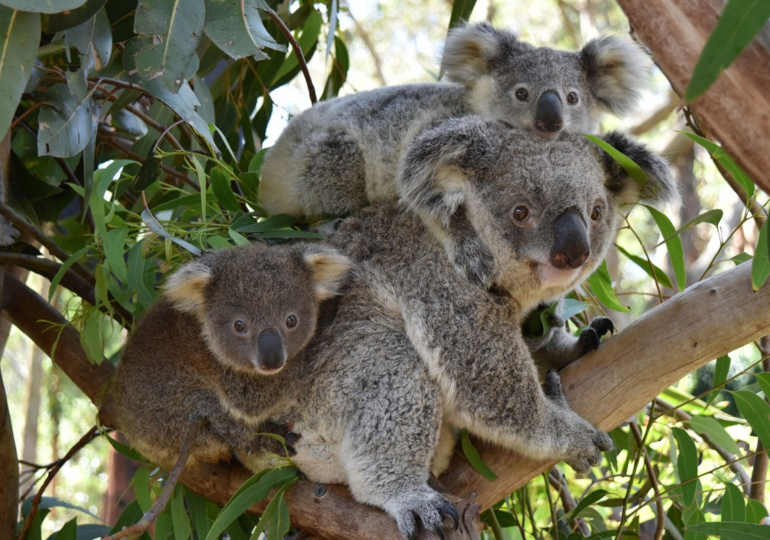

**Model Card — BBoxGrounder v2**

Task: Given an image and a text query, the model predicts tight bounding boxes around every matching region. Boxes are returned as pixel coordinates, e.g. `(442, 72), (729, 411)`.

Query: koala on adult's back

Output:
(259, 22), (651, 219)
(113, 242), (352, 469)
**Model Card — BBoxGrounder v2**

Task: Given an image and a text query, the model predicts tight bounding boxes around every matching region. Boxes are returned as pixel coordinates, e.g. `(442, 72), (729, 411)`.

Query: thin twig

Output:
(18, 426), (99, 540)
(542, 471), (560, 540)
(103, 419), (203, 540)
(266, 8), (317, 104)
(482, 508), (505, 540)
(11, 102), (45, 129)
(548, 468), (590, 536)
(629, 421), (664, 540)
(0, 202), (94, 284)
(99, 137), (198, 190)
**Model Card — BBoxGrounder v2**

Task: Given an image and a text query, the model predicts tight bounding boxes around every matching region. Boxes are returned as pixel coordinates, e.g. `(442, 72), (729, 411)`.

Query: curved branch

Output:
(266, 8), (318, 105)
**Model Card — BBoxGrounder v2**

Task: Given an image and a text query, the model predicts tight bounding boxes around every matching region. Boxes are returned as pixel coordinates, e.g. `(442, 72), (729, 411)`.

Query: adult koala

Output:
(264, 118), (678, 539)
(258, 23), (651, 228)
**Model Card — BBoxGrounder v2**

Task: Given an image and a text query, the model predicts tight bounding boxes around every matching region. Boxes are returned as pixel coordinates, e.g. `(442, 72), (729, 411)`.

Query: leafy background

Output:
(1, 0), (769, 538)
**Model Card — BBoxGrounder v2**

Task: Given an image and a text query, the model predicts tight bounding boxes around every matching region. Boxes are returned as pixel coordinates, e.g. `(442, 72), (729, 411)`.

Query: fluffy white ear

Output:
(164, 260), (212, 314)
(440, 23), (502, 84)
(303, 247), (354, 301)
(581, 36), (653, 116)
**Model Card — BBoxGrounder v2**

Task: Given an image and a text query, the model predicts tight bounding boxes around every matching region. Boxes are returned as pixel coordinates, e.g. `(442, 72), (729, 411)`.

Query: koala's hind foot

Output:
(384, 487), (459, 540)
(561, 413), (613, 473)
(578, 317), (615, 355)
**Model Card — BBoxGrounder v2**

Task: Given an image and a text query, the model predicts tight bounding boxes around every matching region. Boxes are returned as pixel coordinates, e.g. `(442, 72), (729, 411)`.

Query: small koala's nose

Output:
(550, 210), (590, 270)
(257, 329), (285, 372)
(535, 91), (563, 133)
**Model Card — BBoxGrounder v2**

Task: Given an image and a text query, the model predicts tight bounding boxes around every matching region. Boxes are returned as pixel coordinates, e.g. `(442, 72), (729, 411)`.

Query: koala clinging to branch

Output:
(259, 22), (651, 227)
(113, 242), (352, 468)
(260, 118), (677, 539)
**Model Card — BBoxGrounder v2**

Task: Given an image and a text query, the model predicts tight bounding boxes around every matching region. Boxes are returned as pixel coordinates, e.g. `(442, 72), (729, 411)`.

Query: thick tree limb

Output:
(616, 0), (770, 196)
(5, 260), (770, 539)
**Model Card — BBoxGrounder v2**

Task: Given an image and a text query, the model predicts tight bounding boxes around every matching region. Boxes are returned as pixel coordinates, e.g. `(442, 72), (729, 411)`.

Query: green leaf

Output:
(133, 0), (205, 92)
(616, 244), (673, 290)
(672, 427), (698, 510)
(171, 484), (192, 540)
(679, 209), (724, 232)
(50, 523), (112, 540)
(679, 131), (755, 199)
(211, 167), (240, 212)
(42, 0), (107, 32)
(228, 229), (250, 246)
(48, 246), (89, 302)
(752, 216), (770, 291)
(645, 206), (685, 291)
(561, 298), (588, 320)
(80, 309), (105, 363)
(65, 7), (112, 74)
(721, 483), (745, 522)
(22, 496), (104, 523)
(103, 227), (128, 282)
(133, 155), (163, 192)
(586, 260), (630, 313)
(684, 504), (707, 540)
(38, 84), (97, 158)
(686, 522), (770, 539)
(105, 434), (151, 464)
(757, 373), (770, 401)
(127, 240), (155, 308)
(448, 0), (476, 29)
(185, 489), (213, 540)
(0, 0), (87, 13)
(123, 39), (218, 149)
(0, 7), (39, 137)
(687, 416), (740, 455)
(52, 518), (78, 540)
(320, 35), (349, 100)
(746, 498), (769, 524)
(206, 235), (231, 249)
(684, 0), (770, 102)
(134, 466), (152, 512)
(568, 489), (608, 522)
(584, 134), (646, 190)
(141, 209), (202, 256)
(460, 429), (497, 480)
(732, 253), (753, 266)
(203, 0), (284, 60)
(707, 354), (731, 407)
(205, 467), (297, 540)
(247, 478), (298, 540)
(732, 391), (770, 449)
(272, 9), (321, 84)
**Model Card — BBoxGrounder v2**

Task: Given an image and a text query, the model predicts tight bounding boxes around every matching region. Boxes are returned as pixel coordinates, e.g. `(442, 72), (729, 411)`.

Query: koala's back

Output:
(259, 83), (470, 218)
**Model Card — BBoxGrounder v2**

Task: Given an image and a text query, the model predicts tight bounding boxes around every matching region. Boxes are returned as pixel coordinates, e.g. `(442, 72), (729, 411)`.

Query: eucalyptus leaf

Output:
(42, 0), (107, 32)
(133, 0), (205, 92)
(585, 260), (630, 313)
(203, 0), (283, 60)
(211, 167), (240, 212)
(684, 0), (770, 102)
(38, 84), (97, 158)
(448, 0), (476, 30)
(170, 484), (192, 540)
(686, 416), (740, 455)
(133, 466), (152, 512)
(105, 433), (152, 464)
(720, 483), (745, 522)
(0, 7), (41, 136)
(142, 209), (202, 256)
(672, 427), (698, 510)
(732, 390), (770, 449)
(686, 521), (770, 540)
(679, 131), (755, 199)
(706, 354), (731, 407)
(616, 244), (673, 290)
(568, 489), (608, 521)
(0, 0), (87, 14)
(584, 134), (646, 191)
(752, 217), (770, 291)
(645, 205), (685, 291)
(460, 429), (497, 480)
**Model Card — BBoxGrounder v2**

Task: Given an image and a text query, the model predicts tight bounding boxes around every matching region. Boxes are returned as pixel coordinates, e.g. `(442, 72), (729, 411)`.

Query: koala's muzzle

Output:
(257, 329), (285, 371)
(550, 211), (590, 270)
(535, 91), (563, 133)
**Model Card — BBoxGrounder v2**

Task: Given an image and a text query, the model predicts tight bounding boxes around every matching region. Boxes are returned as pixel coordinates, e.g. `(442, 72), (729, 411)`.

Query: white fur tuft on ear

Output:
(581, 36), (653, 116)
(440, 23), (502, 84)
(304, 248), (354, 301)
(164, 260), (212, 315)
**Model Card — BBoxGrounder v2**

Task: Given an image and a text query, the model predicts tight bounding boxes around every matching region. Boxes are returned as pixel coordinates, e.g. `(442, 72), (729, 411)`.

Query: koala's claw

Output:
(393, 491), (457, 540)
(547, 313), (566, 328)
(578, 317), (615, 355)
(438, 501), (460, 530)
(564, 422), (614, 473)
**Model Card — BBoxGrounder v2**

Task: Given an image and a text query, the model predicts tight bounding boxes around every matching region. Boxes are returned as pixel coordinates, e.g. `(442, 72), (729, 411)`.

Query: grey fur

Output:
(256, 120), (676, 538)
(113, 242), (352, 468)
(259, 23), (652, 224)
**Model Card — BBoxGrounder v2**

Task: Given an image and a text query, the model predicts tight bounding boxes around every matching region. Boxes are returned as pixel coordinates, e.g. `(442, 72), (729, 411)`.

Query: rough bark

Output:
(4, 259), (770, 539)
(616, 0), (770, 196)
(0, 357), (19, 539)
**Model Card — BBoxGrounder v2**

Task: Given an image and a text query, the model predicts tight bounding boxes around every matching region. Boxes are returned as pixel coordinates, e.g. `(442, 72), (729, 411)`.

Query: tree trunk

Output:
(616, 0), (770, 197)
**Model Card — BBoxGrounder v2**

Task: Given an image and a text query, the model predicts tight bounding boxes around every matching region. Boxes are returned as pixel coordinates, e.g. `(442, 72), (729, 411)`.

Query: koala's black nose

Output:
(550, 210), (590, 270)
(257, 329), (285, 372)
(535, 91), (563, 133)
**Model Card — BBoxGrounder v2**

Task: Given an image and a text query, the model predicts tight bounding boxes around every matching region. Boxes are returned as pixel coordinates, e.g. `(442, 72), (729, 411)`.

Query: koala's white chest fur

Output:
(289, 423), (348, 484)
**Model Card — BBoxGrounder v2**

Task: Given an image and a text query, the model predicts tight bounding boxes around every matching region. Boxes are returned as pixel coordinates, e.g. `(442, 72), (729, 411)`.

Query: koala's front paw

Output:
(388, 489), (459, 540)
(542, 370), (568, 407)
(578, 317), (615, 355)
(563, 420), (613, 473)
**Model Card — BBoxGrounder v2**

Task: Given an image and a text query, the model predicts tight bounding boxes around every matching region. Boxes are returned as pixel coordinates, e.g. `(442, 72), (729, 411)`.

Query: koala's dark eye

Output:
(285, 314), (298, 329)
(515, 88), (528, 101)
(233, 320), (247, 334)
(591, 206), (603, 221)
(512, 206), (530, 222)
(567, 92), (579, 105)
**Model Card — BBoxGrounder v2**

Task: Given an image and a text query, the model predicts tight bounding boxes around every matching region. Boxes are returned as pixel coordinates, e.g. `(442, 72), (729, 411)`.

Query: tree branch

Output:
(616, 0), (770, 197)
(266, 8), (318, 105)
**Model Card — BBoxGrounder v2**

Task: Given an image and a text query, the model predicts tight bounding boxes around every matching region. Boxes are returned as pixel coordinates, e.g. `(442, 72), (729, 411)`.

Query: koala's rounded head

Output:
(440, 23), (652, 138)
(399, 116), (679, 310)
(163, 242), (353, 374)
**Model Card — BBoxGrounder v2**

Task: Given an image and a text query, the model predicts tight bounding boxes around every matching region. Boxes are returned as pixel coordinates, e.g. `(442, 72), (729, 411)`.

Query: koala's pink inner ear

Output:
(304, 250), (354, 301)
(164, 261), (212, 314)
(440, 23), (501, 83)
